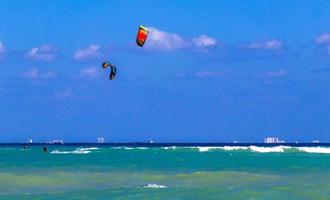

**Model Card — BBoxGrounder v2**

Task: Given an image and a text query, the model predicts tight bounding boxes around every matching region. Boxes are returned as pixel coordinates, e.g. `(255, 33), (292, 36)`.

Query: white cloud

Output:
(20, 68), (39, 79)
(194, 70), (223, 78)
(315, 33), (330, 44)
(54, 88), (72, 100)
(176, 70), (223, 79)
(264, 69), (288, 78)
(193, 35), (216, 47)
(27, 45), (57, 62)
(326, 46), (330, 55)
(20, 67), (56, 79)
(175, 73), (187, 78)
(147, 27), (187, 51)
(40, 71), (56, 79)
(264, 40), (282, 49)
(0, 41), (5, 54)
(247, 40), (283, 50)
(74, 45), (102, 61)
(142, 27), (218, 52)
(78, 67), (100, 79)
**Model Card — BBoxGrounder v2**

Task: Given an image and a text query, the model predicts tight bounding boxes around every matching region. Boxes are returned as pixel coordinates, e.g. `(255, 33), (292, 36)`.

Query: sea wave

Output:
(80, 147), (99, 151)
(137, 147), (148, 150)
(50, 146), (330, 154)
(50, 147), (98, 154)
(119, 147), (148, 150)
(142, 183), (167, 189)
(198, 147), (222, 152)
(297, 147), (330, 154)
(162, 146), (177, 150)
(197, 146), (249, 152)
(50, 149), (90, 154)
(249, 146), (292, 153)
(195, 145), (330, 154)
(221, 146), (249, 151)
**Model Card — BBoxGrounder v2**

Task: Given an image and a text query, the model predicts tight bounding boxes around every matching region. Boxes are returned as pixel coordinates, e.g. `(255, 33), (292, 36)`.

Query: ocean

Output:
(1, 143), (330, 200)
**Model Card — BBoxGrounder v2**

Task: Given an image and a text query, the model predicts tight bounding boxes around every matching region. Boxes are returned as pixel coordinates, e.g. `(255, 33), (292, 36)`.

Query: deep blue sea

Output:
(1, 143), (330, 200)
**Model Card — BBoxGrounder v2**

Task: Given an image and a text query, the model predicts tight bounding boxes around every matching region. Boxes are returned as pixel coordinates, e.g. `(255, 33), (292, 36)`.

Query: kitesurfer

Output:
(102, 62), (117, 80)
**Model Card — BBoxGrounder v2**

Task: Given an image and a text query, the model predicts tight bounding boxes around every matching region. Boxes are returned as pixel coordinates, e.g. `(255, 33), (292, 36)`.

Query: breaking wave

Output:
(142, 183), (167, 189)
(197, 146), (248, 152)
(296, 147), (330, 154)
(194, 146), (330, 154)
(249, 146), (292, 153)
(49, 146), (330, 154)
(162, 146), (177, 150)
(51, 147), (99, 154)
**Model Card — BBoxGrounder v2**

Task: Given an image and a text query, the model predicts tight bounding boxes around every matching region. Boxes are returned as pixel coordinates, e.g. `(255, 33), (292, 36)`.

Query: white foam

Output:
(222, 146), (249, 151)
(110, 147), (122, 149)
(137, 147), (148, 150)
(51, 149), (91, 154)
(197, 146), (222, 152)
(162, 146), (177, 150)
(249, 145), (291, 153)
(50, 147), (98, 154)
(80, 147), (98, 151)
(113, 147), (149, 150)
(297, 147), (330, 154)
(197, 146), (249, 152)
(110, 147), (144, 150)
(143, 184), (167, 189)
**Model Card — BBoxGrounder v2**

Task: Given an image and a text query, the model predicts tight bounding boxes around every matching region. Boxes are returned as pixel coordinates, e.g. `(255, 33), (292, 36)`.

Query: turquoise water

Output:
(1, 145), (330, 199)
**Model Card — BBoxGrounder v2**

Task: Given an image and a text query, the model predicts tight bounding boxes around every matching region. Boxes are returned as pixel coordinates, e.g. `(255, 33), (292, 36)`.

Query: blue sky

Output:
(1, 0), (330, 142)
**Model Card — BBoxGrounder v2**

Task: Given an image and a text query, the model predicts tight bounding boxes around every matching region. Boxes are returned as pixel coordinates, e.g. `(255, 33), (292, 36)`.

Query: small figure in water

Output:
(43, 146), (48, 153)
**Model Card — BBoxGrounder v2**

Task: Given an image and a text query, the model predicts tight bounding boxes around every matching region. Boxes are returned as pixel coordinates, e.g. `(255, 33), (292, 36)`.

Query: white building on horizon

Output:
(50, 140), (64, 144)
(97, 137), (105, 143)
(264, 137), (285, 144)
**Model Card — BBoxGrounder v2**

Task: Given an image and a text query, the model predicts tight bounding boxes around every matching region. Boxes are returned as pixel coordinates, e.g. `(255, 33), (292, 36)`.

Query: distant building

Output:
(264, 137), (285, 144)
(233, 141), (238, 144)
(312, 140), (320, 144)
(50, 140), (64, 144)
(27, 139), (33, 144)
(148, 139), (154, 144)
(97, 137), (105, 143)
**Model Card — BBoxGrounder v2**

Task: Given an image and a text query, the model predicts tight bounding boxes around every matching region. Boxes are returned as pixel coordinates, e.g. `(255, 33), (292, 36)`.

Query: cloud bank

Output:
(0, 41), (5, 54)
(20, 67), (56, 79)
(315, 33), (330, 55)
(193, 35), (217, 47)
(74, 45), (103, 61)
(246, 40), (283, 50)
(27, 45), (58, 62)
(315, 33), (330, 44)
(146, 27), (216, 51)
(264, 69), (288, 78)
(78, 67), (100, 79)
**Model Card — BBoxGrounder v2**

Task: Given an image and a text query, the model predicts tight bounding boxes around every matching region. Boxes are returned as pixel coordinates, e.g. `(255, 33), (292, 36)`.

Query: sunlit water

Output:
(1, 145), (330, 200)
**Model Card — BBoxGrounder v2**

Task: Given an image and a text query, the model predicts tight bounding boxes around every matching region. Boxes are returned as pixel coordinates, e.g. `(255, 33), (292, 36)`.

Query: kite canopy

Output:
(110, 65), (117, 80)
(136, 26), (149, 47)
